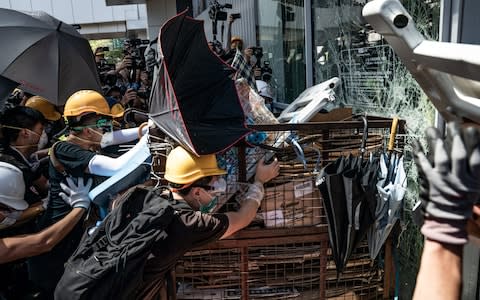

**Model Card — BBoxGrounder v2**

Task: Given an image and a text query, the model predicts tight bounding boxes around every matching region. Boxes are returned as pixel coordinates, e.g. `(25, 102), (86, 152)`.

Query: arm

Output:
(9, 202), (44, 227)
(412, 122), (480, 298)
(226, 15), (234, 50)
(0, 177), (92, 264)
(221, 158), (280, 238)
(0, 208), (85, 263)
(413, 241), (462, 300)
(88, 133), (150, 176)
(100, 126), (147, 148)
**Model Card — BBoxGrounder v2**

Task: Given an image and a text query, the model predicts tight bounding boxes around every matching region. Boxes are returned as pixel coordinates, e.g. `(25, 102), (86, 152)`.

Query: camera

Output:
(124, 39), (149, 82)
(231, 13), (241, 20)
(208, 0), (232, 21)
(251, 47), (264, 63)
(249, 47), (273, 81)
(260, 61), (273, 81)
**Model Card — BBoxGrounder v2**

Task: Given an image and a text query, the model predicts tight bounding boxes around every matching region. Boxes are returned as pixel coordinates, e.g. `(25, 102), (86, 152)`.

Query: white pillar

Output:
(146, 0), (177, 41)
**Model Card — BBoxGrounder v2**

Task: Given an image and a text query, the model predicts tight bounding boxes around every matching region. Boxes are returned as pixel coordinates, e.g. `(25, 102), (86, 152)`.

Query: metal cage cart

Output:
(169, 116), (405, 300)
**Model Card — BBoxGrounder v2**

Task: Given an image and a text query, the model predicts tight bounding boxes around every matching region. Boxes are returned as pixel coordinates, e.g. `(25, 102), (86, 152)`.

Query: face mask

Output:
(37, 130), (48, 150)
(99, 131), (114, 148)
(199, 196), (218, 213)
(0, 209), (23, 230)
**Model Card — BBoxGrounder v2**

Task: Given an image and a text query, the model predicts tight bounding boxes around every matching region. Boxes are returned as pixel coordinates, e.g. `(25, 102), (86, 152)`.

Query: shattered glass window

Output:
(257, 0), (306, 103)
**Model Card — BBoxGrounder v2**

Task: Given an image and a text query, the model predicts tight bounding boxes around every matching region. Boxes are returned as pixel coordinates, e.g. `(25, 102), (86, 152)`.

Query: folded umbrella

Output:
(0, 8), (102, 105)
(367, 153), (406, 259)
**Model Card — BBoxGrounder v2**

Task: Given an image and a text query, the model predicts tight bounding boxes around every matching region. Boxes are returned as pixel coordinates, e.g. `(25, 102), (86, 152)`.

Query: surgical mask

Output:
(199, 196), (218, 213)
(2, 125), (45, 149)
(99, 131), (114, 148)
(37, 130), (48, 150)
(0, 209), (23, 230)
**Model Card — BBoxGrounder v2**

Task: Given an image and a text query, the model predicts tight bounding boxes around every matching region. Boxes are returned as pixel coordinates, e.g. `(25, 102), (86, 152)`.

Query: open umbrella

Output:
(149, 10), (250, 156)
(0, 8), (102, 105)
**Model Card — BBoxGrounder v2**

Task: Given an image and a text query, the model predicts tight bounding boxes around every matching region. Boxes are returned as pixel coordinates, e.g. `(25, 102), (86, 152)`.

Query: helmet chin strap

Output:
(68, 130), (101, 151)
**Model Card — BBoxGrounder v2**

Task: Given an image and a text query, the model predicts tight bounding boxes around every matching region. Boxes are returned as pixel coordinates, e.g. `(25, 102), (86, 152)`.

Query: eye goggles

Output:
(196, 178), (227, 196)
(71, 118), (113, 133)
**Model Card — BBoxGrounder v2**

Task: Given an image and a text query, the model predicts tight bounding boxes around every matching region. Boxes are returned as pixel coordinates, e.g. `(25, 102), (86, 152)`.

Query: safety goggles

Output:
(71, 118), (113, 133)
(196, 178), (227, 196)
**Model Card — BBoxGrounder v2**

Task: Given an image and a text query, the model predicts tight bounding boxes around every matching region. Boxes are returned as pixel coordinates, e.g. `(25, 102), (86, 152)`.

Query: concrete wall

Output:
(0, 0), (147, 39)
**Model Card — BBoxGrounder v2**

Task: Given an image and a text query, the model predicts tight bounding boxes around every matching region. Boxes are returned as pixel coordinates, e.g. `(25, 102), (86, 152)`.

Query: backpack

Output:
(54, 185), (177, 300)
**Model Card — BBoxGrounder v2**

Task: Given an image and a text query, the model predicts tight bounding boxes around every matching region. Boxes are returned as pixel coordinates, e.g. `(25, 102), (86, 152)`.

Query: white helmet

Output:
(256, 80), (273, 99)
(0, 162), (28, 210)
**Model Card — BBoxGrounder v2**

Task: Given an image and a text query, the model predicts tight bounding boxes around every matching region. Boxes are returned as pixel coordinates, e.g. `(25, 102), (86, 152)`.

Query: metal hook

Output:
(355, 114), (368, 159)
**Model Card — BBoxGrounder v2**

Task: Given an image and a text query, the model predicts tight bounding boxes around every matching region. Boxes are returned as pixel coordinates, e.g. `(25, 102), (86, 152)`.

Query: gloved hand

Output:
(59, 177), (93, 210)
(243, 157), (280, 206)
(413, 122), (480, 244)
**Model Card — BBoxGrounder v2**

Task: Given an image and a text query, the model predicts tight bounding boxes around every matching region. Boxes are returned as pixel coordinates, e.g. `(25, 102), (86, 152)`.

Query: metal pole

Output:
(304, 0), (313, 88)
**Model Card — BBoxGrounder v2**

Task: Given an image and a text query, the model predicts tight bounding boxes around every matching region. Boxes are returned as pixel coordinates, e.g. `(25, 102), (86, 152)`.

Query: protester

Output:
(132, 146), (280, 298)
(0, 162), (43, 231)
(28, 90), (152, 295)
(413, 122), (480, 299)
(0, 161), (91, 300)
(0, 106), (48, 205)
(0, 172), (92, 264)
(25, 96), (62, 136)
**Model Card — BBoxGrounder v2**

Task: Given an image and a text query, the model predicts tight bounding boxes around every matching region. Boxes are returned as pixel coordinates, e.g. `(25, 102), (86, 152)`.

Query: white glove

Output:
(244, 181), (265, 206)
(59, 177), (93, 209)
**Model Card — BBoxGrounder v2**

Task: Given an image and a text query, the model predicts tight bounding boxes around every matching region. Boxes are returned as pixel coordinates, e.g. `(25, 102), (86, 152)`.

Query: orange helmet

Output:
(25, 96), (61, 121)
(63, 90), (123, 119)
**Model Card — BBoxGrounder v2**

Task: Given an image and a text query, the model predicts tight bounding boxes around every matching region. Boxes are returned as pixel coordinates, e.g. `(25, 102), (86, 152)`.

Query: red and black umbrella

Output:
(149, 10), (251, 156)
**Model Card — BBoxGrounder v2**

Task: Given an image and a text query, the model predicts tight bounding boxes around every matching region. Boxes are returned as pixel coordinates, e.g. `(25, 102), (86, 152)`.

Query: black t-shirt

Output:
(29, 142), (102, 293)
(135, 200), (229, 299)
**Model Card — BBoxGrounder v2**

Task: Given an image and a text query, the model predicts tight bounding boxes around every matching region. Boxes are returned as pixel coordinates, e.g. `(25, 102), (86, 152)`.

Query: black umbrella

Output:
(149, 10), (251, 156)
(0, 9), (102, 105)
(316, 117), (378, 273)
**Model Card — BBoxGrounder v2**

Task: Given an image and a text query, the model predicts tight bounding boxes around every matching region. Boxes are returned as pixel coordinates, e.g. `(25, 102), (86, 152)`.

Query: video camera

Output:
(250, 47), (273, 81)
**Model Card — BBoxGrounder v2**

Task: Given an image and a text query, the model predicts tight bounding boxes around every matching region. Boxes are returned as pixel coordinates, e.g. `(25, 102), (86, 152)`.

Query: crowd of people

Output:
(1, 11), (480, 300)
(0, 30), (280, 299)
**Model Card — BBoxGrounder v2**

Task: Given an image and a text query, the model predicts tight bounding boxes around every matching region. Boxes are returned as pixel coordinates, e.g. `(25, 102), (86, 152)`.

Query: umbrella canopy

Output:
(367, 152), (406, 259)
(149, 10), (251, 156)
(0, 8), (102, 105)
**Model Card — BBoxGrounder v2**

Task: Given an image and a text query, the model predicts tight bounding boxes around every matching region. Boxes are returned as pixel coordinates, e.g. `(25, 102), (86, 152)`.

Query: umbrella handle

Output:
(388, 117), (399, 152)
(358, 114), (368, 159)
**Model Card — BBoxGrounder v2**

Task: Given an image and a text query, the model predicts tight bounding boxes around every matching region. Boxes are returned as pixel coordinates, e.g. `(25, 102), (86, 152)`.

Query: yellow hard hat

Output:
(165, 146), (226, 185)
(231, 35), (243, 43)
(25, 96), (61, 121)
(63, 90), (123, 118)
(110, 103), (125, 117)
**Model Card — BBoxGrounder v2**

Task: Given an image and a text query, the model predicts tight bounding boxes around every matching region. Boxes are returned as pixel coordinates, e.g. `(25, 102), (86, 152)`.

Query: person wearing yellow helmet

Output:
(25, 96), (61, 122)
(134, 146), (280, 298)
(25, 96), (66, 164)
(29, 89), (152, 295)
